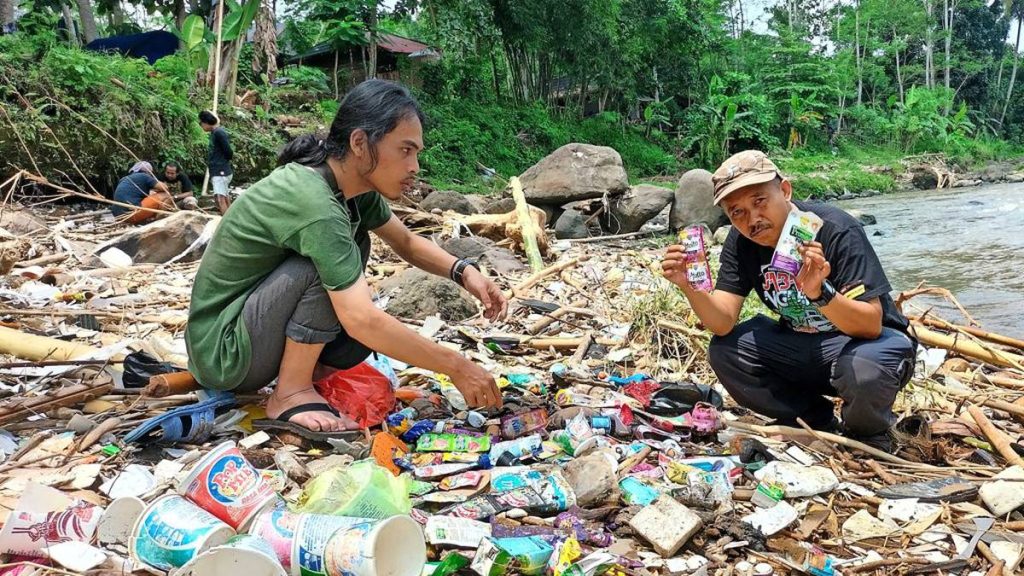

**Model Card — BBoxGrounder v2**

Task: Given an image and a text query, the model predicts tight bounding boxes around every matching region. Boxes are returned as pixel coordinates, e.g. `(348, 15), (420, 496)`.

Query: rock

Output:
(0, 210), (47, 235)
(0, 239), (32, 274)
(979, 465), (1024, 516)
(872, 230), (885, 237)
(420, 190), (479, 215)
(1006, 172), (1024, 183)
(669, 169), (725, 231)
(554, 208), (590, 240)
(910, 167), (939, 190)
(99, 212), (217, 264)
(845, 209), (877, 226)
(380, 269), (478, 321)
(440, 236), (525, 275)
(628, 496), (703, 557)
(562, 449), (619, 507)
(603, 185), (674, 234)
(713, 225), (732, 245)
(839, 191), (857, 200)
(980, 161), (1015, 182)
(953, 179), (983, 188)
(463, 194), (491, 213)
(520, 143), (629, 205)
(484, 198), (517, 214)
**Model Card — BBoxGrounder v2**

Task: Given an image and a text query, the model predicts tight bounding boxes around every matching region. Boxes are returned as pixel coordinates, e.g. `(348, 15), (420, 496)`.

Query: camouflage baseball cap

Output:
(711, 150), (782, 205)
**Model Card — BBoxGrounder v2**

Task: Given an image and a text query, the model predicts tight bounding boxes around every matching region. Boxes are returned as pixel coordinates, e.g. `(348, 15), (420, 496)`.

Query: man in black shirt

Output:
(199, 110), (233, 215)
(160, 161), (199, 210)
(662, 150), (915, 452)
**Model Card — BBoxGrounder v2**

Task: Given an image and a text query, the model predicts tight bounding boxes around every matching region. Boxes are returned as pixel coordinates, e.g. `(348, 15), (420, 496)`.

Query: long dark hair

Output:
(278, 79), (424, 171)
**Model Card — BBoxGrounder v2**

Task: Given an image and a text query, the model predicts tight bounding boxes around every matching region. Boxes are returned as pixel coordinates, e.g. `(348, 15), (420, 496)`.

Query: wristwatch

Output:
(809, 280), (837, 307)
(450, 258), (480, 287)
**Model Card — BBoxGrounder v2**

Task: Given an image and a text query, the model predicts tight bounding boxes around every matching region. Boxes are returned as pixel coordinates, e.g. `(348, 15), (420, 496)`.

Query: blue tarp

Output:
(86, 30), (179, 64)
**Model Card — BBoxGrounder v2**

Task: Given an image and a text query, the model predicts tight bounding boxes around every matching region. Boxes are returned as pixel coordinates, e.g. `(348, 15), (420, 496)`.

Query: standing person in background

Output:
(199, 110), (233, 215)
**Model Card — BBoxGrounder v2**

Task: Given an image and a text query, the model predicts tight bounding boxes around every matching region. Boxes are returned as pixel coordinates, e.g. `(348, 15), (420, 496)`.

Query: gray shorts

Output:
(236, 255), (372, 392)
(211, 174), (232, 196)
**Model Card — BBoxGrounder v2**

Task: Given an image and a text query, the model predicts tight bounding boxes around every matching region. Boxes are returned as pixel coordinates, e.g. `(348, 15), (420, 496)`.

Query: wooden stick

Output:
(509, 176), (544, 273)
(20, 172), (177, 216)
(76, 416), (123, 452)
(570, 331), (594, 366)
(512, 257), (582, 296)
(865, 459), (899, 484)
(569, 228), (667, 243)
(520, 335), (621, 351)
(912, 315), (1024, 351)
(657, 319), (706, 338)
(725, 420), (940, 468)
(967, 405), (1024, 467)
(528, 298), (588, 334)
(13, 252), (69, 268)
(846, 557), (931, 573)
(927, 382), (1024, 420)
(911, 324), (1024, 369)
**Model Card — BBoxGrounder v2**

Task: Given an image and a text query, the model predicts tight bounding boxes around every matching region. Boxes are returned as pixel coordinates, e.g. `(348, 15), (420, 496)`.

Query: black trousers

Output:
(708, 315), (915, 436)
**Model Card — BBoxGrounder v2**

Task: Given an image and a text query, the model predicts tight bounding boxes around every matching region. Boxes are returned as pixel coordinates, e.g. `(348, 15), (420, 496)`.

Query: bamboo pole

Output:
(509, 176), (544, 273)
(528, 298), (588, 335)
(912, 315), (1024, 351)
(925, 382), (1024, 420)
(911, 324), (1024, 369)
(201, 0), (226, 198)
(512, 257), (582, 297)
(0, 326), (99, 361)
(966, 405), (1024, 468)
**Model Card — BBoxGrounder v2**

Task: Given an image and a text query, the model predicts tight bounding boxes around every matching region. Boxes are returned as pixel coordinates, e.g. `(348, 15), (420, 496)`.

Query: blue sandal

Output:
(123, 392), (236, 444)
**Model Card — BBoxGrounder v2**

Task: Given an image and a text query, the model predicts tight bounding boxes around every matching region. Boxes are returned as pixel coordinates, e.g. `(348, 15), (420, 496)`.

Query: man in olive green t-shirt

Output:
(187, 79), (507, 438)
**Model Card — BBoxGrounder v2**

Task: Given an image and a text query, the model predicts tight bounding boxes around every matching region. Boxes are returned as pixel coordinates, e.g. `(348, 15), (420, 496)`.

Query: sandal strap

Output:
(277, 402), (340, 422)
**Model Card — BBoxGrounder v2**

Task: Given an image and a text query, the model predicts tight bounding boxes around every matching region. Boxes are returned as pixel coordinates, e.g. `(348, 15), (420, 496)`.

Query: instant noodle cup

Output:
(129, 494), (234, 572)
(291, 514), (371, 576)
(322, 515), (426, 576)
(174, 534), (287, 576)
(178, 441), (279, 531)
(247, 504), (302, 572)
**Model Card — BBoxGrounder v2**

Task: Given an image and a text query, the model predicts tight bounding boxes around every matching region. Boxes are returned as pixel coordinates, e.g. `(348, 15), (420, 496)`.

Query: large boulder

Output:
(484, 198), (516, 214)
(669, 169), (724, 231)
(380, 269), (478, 321)
(844, 209), (877, 226)
(554, 208), (590, 240)
(99, 212), (217, 264)
(420, 190), (479, 215)
(441, 236), (525, 275)
(602, 185), (674, 234)
(520, 143), (629, 205)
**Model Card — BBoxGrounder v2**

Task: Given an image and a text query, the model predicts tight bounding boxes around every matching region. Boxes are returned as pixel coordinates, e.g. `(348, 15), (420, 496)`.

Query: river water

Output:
(840, 182), (1024, 338)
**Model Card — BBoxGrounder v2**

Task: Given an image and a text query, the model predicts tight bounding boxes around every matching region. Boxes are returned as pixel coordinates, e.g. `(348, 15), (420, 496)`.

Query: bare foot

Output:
(265, 388), (359, 432)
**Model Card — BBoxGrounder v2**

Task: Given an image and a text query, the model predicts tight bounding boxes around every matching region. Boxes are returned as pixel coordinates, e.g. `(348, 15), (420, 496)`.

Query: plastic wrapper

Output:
(500, 409), (548, 440)
(678, 225), (714, 292)
(417, 433), (490, 453)
(770, 208), (824, 274)
(296, 460), (411, 519)
(440, 487), (546, 520)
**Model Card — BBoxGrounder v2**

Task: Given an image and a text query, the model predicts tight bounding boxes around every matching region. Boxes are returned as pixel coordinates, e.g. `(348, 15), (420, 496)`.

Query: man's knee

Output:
(833, 331), (914, 392)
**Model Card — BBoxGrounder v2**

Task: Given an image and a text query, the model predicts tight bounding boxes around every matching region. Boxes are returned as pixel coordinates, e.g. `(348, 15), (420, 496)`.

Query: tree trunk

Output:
(943, 0), (954, 113)
(252, 0), (278, 83)
(0, 0), (14, 30)
(173, 0), (187, 35)
(334, 49), (340, 99)
(74, 0), (98, 43)
(110, 0), (124, 28)
(1000, 16), (1022, 129)
(61, 3), (78, 45)
(225, 38), (241, 105)
(366, 0), (377, 79)
(490, 44), (502, 102)
(855, 4), (863, 105)
(924, 0), (935, 89)
(895, 40), (905, 104)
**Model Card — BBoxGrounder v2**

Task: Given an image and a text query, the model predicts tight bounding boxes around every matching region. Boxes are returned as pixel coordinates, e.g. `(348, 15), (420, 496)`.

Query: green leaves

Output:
(221, 0), (261, 42)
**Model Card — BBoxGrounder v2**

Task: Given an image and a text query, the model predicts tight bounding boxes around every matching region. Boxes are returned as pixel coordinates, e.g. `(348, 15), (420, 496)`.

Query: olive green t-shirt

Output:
(185, 162), (392, 390)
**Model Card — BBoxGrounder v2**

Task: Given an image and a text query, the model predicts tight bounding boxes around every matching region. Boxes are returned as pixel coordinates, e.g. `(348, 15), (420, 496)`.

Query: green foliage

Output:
(0, 35), (282, 188)
(418, 100), (677, 185)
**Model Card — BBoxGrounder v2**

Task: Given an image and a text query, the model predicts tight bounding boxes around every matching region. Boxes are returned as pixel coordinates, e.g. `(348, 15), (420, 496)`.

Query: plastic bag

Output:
(121, 350), (182, 388)
(315, 358), (396, 428)
(295, 460), (411, 519)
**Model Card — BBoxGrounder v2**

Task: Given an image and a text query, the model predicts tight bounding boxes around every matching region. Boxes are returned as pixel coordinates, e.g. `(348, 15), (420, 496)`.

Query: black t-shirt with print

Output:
(715, 200), (909, 334)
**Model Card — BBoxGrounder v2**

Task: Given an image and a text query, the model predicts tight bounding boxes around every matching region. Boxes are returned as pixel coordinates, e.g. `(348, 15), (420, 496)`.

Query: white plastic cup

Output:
(322, 515), (426, 576)
(172, 534), (287, 576)
(99, 247), (133, 268)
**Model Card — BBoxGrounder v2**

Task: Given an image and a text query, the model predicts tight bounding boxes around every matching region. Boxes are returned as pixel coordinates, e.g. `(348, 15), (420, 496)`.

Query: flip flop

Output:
(123, 392), (235, 444)
(647, 383), (723, 416)
(252, 403), (366, 442)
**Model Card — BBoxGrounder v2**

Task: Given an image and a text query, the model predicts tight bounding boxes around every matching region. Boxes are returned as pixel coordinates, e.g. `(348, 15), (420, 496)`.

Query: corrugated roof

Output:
(377, 33), (430, 54)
